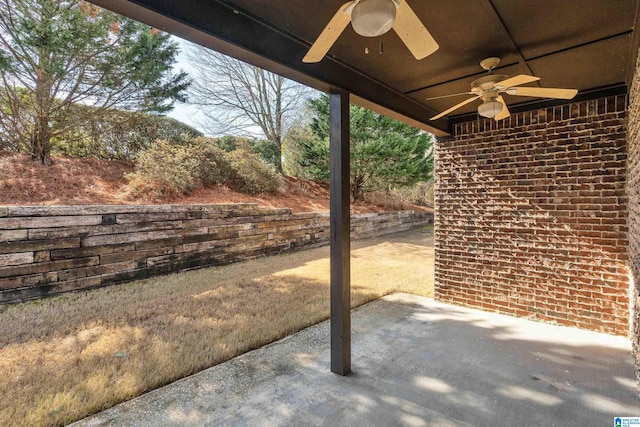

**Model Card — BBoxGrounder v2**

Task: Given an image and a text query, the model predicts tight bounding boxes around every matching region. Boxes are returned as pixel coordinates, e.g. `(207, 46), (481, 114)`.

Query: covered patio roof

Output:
(92, 0), (640, 136)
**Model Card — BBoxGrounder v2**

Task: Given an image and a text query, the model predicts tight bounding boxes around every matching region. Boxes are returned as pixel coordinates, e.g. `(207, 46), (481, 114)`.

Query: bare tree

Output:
(187, 45), (312, 174)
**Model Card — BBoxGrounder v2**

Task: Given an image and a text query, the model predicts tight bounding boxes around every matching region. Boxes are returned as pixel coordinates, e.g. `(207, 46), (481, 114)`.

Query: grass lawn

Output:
(0, 229), (434, 427)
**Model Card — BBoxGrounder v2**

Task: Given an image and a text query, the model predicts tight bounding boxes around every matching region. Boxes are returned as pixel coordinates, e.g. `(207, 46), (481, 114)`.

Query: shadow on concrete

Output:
(74, 293), (639, 427)
(0, 231), (433, 426)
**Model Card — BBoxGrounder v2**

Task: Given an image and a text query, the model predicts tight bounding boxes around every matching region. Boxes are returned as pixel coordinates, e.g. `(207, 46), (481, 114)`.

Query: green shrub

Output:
(127, 139), (199, 196)
(188, 137), (235, 186)
(389, 181), (434, 206)
(127, 137), (281, 197)
(362, 190), (406, 211)
(53, 109), (202, 162)
(214, 135), (279, 169)
(226, 149), (282, 194)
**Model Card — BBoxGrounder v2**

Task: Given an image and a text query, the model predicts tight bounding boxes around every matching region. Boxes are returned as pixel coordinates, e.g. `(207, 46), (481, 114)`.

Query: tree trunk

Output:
(274, 86), (284, 175)
(32, 47), (54, 166)
(351, 174), (364, 201)
(274, 156), (283, 174)
(274, 141), (284, 174)
(30, 116), (52, 166)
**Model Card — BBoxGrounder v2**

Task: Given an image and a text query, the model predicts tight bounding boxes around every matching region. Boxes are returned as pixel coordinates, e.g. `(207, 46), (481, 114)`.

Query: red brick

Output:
(435, 95), (628, 337)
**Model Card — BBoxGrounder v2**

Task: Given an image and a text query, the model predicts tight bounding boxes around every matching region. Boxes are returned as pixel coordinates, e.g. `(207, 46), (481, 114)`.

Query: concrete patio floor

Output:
(74, 293), (639, 427)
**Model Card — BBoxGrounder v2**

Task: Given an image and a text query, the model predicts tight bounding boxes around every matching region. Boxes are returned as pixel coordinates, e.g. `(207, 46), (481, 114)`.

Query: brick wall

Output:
(434, 95), (628, 336)
(628, 50), (640, 386)
(0, 204), (432, 303)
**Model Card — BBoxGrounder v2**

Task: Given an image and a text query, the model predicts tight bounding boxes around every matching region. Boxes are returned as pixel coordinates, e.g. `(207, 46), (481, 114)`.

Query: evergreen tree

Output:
(291, 94), (433, 201)
(53, 108), (202, 161)
(0, 0), (190, 164)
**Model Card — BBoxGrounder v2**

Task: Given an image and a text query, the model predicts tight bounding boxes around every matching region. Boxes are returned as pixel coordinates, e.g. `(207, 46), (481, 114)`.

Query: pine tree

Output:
(0, 0), (190, 164)
(291, 94), (433, 201)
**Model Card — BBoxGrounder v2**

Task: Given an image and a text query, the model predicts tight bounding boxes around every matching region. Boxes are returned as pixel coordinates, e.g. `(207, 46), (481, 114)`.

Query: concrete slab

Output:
(74, 294), (639, 427)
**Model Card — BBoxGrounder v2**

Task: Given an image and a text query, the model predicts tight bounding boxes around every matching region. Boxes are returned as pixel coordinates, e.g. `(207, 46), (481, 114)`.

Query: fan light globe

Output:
(351, 0), (397, 37)
(478, 100), (503, 118)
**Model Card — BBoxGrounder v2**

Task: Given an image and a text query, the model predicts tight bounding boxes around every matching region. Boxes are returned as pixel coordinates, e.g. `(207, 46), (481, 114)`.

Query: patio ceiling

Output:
(92, 0), (639, 136)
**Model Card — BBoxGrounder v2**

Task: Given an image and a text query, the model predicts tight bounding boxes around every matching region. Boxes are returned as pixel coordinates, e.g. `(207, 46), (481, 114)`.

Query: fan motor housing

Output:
(471, 74), (509, 92)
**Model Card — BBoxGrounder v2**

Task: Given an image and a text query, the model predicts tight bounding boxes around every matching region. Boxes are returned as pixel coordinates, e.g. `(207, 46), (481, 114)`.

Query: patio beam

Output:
(329, 90), (351, 376)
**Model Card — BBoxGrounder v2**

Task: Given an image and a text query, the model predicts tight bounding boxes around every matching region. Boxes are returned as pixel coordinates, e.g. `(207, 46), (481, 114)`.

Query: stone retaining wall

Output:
(0, 204), (432, 303)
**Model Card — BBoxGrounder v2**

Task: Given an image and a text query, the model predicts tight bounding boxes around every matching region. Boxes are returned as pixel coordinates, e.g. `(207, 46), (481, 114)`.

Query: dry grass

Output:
(0, 229), (434, 427)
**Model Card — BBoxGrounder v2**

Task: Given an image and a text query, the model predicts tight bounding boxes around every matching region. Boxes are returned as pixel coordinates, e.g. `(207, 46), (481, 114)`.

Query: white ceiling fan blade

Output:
(392, 0), (439, 60)
(430, 96), (479, 121)
(494, 95), (510, 120)
(495, 74), (540, 89)
(510, 87), (578, 99)
(303, 2), (354, 63)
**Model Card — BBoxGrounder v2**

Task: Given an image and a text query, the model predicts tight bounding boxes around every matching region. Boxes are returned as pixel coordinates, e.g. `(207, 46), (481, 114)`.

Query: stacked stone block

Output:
(0, 204), (432, 303)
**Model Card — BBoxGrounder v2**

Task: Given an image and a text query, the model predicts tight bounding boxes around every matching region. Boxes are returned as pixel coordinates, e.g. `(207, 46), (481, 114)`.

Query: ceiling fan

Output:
(429, 57), (578, 121)
(303, 0), (438, 63)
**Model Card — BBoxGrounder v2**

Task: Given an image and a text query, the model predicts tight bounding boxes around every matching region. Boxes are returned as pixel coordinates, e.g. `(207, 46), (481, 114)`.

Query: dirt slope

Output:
(0, 151), (430, 213)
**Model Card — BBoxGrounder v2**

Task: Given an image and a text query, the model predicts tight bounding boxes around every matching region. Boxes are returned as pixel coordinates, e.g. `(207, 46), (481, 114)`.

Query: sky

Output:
(166, 36), (207, 133)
